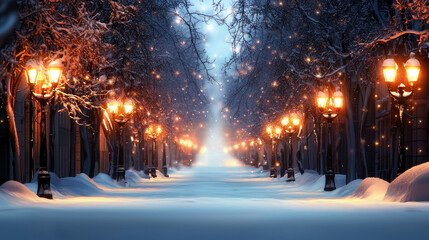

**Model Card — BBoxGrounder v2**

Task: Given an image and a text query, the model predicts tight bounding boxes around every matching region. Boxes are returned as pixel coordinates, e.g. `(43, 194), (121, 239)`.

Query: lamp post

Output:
(107, 98), (134, 183)
(25, 60), (63, 199)
(316, 89), (343, 191)
(266, 125), (282, 178)
(162, 141), (169, 177)
(382, 53), (421, 175)
(145, 124), (162, 178)
(281, 113), (302, 182)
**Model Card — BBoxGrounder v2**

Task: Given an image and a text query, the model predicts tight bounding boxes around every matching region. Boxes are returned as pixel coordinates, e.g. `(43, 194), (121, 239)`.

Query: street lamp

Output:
(25, 59), (63, 199)
(266, 125), (282, 178)
(107, 98), (134, 183)
(316, 89), (343, 191)
(382, 53), (421, 175)
(280, 113), (302, 182)
(145, 124), (163, 178)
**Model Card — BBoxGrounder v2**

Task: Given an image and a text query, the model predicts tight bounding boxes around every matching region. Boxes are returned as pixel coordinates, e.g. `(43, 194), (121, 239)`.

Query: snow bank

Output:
(335, 179), (362, 197)
(294, 170), (321, 186)
(0, 181), (38, 199)
(294, 171), (347, 192)
(53, 173), (105, 198)
(350, 178), (389, 200)
(93, 173), (120, 188)
(384, 162), (429, 202)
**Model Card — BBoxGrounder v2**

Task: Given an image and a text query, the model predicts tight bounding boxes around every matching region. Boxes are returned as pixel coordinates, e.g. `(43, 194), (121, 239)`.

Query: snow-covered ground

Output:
(0, 164), (429, 240)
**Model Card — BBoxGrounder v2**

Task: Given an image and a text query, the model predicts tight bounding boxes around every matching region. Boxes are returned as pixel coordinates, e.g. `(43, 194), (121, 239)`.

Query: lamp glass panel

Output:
(124, 104), (134, 114)
(383, 67), (396, 83)
(406, 67), (420, 83)
(317, 97), (328, 109)
(107, 103), (119, 114)
(292, 118), (300, 126)
(156, 126), (162, 134)
(27, 68), (38, 84)
(47, 68), (62, 84)
(281, 118), (289, 126)
(334, 97), (343, 108)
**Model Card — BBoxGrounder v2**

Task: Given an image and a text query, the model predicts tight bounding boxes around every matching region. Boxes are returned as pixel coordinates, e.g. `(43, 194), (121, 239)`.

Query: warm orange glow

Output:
(405, 53), (420, 83)
(275, 127), (282, 135)
(281, 117), (289, 126)
(276, 162), (280, 167)
(124, 103), (134, 114)
(266, 126), (272, 134)
(47, 60), (63, 85)
(382, 58), (397, 83)
(406, 67), (420, 83)
(107, 102), (119, 114)
(333, 91), (344, 109)
(316, 92), (328, 109)
(145, 124), (163, 139)
(383, 67), (397, 83)
(292, 118), (300, 126)
(26, 68), (38, 85)
(156, 126), (162, 134)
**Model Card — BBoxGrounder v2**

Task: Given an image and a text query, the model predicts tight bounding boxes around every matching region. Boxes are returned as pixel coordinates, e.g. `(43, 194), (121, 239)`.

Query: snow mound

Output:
(384, 162), (429, 202)
(335, 179), (362, 197)
(294, 170), (321, 186)
(93, 173), (120, 188)
(55, 173), (104, 197)
(0, 181), (38, 199)
(350, 178), (389, 200)
(0, 181), (39, 205)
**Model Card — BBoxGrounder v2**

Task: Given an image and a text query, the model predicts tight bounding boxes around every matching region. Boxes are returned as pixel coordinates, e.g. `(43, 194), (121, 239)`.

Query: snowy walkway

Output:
(1, 166), (429, 240)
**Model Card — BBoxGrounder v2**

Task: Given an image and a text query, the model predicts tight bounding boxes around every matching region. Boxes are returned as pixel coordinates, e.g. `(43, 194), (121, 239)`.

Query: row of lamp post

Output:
(265, 113), (302, 181)
(22, 52), (421, 199)
(261, 89), (343, 191)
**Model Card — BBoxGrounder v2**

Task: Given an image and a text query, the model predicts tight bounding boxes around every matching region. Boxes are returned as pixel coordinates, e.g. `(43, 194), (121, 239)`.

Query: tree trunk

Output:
(359, 85), (371, 178)
(79, 124), (92, 176)
(6, 79), (21, 181)
(70, 117), (76, 176)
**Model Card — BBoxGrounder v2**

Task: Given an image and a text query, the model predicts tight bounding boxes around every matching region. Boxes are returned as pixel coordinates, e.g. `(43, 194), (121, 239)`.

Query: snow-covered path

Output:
(1, 166), (429, 240)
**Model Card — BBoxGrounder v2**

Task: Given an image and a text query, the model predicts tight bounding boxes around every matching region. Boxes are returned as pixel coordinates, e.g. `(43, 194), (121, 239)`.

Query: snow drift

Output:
(350, 178), (389, 200)
(384, 162), (429, 202)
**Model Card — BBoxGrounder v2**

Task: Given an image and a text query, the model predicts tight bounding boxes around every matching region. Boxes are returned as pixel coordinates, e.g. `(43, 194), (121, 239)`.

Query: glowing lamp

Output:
(276, 162), (280, 167)
(281, 117), (289, 126)
(124, 103), (134, 114)
(292, 117), (300, 126)
(333, 91), (344, 109)
(156, 126), (162, 134)
(266, 126), (272, 134)
(316, 91), (328, 109)
(107, 102), (119, 114)
(405, 53), (420, 83)
(275, 127), (282, 135)
(46, 60), (63, 86)
(26, 67), (38, 86)
(382, 58), (398, 83)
